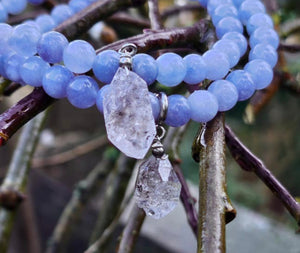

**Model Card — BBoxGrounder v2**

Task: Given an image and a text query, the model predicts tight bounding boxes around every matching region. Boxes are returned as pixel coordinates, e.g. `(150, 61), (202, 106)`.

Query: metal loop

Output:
(118, 43), (137, 57)
(156, 92), (168, 123)
(156, 125), (166, 140)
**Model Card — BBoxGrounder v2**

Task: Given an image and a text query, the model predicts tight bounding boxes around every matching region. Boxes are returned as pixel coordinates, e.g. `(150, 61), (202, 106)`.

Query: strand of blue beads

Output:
(0, 0), (279, 128)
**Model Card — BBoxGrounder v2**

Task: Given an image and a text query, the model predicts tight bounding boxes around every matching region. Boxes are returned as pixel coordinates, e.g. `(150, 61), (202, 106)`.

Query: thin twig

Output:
(225, 125), (300, 228)
(147, 0), (163, 30)
(279, 43), (300, 53)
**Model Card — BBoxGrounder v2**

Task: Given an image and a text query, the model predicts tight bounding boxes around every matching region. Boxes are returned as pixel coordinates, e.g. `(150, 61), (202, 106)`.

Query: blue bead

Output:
(51, 4), (74, 25)
(156, 53), (186, 87)
(0, 50), (15, 78)
(211, 4), (238, 26)
(197, 0), (208, 7)
(35, 14), (56, 33)
(165, 95), (191, 127)
(0, 24), (12, 45)
(222, 31), (247, 56)
(249, 43), (278, 68)
(2, 0), (27, 15)
(246, 13), (273, 35)
(203, 50), (230, 80)
(232, 0), (245, 8)
(4, 54), (26, 82)
(226, 70), (255, 101)
(216, 17), (243, 38)
(42, 65), (74, 99)
(187, 90), (218, 123)
(93, 50), (119, 84)
(207, 0), (232, 14)
(249, 27), (279, 49)
(183, 54), (206, 85)
(67, 75), (98, 109)
(63, 40), (96, 74)
(37, 31), (68, 63)
(213, 39), (240, 67)
(96, 84), (111, 113)
(28, 0), (45, 4)
(69, 0), (90, 13)
(238, 0), (266, 25)
(208, 80), (238, 111)
(9, 24), (41, 57)
(0, 4), (8, 22)
(23, 20), (40, 31)
(149, 92), (160, 121)
(244, 59), (273, 90)
(132, 54), (158, 85)
(20, 56), (50, 87)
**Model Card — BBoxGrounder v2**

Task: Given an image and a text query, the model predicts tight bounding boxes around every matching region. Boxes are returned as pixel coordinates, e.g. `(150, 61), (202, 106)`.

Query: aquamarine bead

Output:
(238, 0), (266, 25)
(156, 53), (186, 87)
(28, 0), (45, 4)
(0, 50), (15, 78)
(187, 90), (218, 123)
(165, 95), (191, 127)
(63, 40), (96, 74)
(249, 43), (278, 68)
(35, 14), (56, 33)
(213, 39), (240, 67)
(69, 0), (90, 13)
(23, 20), (40, 30)
(42, 65), (74, 99)
(9, 24), (41, 57)
(93, 50), (119, 84)
(216, 17), (243, 38)
(67, 75), (98, 109)
(0, 4), (8, 22)
(249, 27), (279, 49)
(222, 31), (247, 56)
(20, 56), (50, 87)
(208, 80), (238, 111)
(183, 54), (206, 85)
(51, 4), (74, 25)
(226, 70), (255, 101)
(0, 24), (12, 45)
(212, 4), (238, 25)
(244, 59), (273, 90)
(132, 54), (158, 85)
(37, 31), (68, 63)
(4, 54), (26, 83)
(2, 0), (27, 15)
(207, 0), (233, 14)
(149, 92), (160, 121)
(246, 13), (273, 35)
(203, 50), (230, 80)
(96, 85), (111, 113)
(232, 0), (245, 8)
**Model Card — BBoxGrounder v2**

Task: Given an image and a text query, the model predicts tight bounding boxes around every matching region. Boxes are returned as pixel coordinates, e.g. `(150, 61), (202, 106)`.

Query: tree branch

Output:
(147, 0), (163, 30)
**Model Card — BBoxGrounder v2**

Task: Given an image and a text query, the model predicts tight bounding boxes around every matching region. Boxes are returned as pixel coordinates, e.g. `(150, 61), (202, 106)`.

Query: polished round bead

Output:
(216, 16), (243, 38)
(249, 43), (278, 68)
(213, 39), (240, 67)
(9, 24), (41, 57)
(93, 50), (119, 84)
(226, 70), (255, 101)
(51, 4), (74, 25)
(249, 27), (279, 49)
(28, 0), (45, 4)
(0, 50), (15, 78)
(0, 4), (8, 22)
(132, 54), (158, 85)
(203, 50), (230, 80)
(69, 0), (90, 13)
(232, 0), (245, 8)
(156, 53), (186, 87)
(246, 13), (273, 35)
(244, 59), (273, 90)
(238, 0), (266, 25)
(222, 31), (247, 56)
(207, 0), (233, 14)
(212, 4), (238, 25)
(165, 95), (191, 127)
(183, 54), (206, 85)
(187, 90), (218, 123)
(208, 80), (238, 111)
(42, 65), (74, 99)
(2, 0), (27, 15)
(63, 40), (96, 74)
(67, 75), (98, 109)
(35, 14), (56, 33)
(23, 20), (40, 30)
(37, 31), (68, 63)
(4, 54), (26, 82)
(96, 85), (111, 113)
(149, 92), (160, 121)
(0, 23), (12, 45)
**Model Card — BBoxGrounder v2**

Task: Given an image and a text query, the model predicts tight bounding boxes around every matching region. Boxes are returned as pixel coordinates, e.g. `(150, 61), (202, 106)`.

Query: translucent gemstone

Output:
(51, 4), (74, 25)
(103, 68), (156, 159)
(207, 0), (233, 14)
(238, 0), (266, 25)
(93, 50), (120, 84)
(213, 39), (240, 67)
(134, 155), (181, 219)
(96, 84), (111, 113)
(203, 50), (230, 80)
(0, 50), (15, 78)
(223, 31), (247, 56)
(249, 43), (278, 68)
(246, 13), (273, 35)
(183, 54), (206, 85)
(0, 24), (12, 44)
(149, 92), (160, 121)
(35, 14), (56, 33)
(2, 0), (27, 15)
(249, 27), (279, 49)
(232, 0), (245, 8)
(165, 95), (191, 127)
(212, 4), (238, 25)
(132, 53), (158, 85)
(4, 54), (26, 82)
(216, 17), (243, 39)
(208, 80), (238, 111)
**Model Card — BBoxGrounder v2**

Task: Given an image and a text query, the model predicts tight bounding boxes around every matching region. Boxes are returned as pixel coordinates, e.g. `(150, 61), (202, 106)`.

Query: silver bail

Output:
(118, 43), (137, 70)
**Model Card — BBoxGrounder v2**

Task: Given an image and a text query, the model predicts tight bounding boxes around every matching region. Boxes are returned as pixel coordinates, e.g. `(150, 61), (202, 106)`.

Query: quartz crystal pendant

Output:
(103, 67), (156, 159)
(134, 154), (181, 219)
